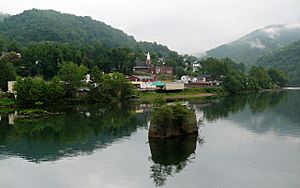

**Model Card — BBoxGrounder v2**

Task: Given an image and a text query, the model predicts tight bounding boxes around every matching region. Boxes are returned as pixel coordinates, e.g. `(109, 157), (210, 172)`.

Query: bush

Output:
(150, 104), (198, 138)
(14, 77), (65, 105)
(88, 72), (133, 103)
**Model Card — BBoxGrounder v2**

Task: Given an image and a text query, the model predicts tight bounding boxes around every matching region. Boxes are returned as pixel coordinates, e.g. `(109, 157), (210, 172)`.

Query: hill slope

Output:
(204, 23), (300, 65)
(257, 40), (300, 85)
(0, 9), (172, 56)
(0, 12), (10, 22)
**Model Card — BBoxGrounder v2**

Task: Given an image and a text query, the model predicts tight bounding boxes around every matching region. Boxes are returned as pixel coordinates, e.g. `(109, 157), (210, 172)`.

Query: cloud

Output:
(249, 39), (265, 49)
(284, 22), (300, 29)
(261, 27), (280, 39)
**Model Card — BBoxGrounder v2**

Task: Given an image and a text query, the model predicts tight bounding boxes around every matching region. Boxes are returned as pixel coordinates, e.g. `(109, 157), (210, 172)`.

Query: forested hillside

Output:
(0, 9), (199, 80)
(0, 9), (172, 56)
(0, 12), (10, 22)
(204, 24), (300, 66)
(257, 40), (300, 85)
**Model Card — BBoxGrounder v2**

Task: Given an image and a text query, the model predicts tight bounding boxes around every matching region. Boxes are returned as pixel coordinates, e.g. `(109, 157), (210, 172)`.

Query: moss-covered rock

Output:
(149, 104), (198, 138)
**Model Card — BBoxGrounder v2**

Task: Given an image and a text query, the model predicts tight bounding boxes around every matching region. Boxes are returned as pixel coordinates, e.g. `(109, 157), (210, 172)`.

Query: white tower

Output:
(146, 52), (151, 66)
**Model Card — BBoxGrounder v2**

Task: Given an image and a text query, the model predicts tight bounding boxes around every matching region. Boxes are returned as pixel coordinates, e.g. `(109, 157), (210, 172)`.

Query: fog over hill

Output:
(203, 22), (300, 66)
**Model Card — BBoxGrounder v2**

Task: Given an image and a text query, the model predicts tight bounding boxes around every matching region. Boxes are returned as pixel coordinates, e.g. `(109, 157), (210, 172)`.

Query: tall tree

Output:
(0, 59), (16, 91)
(58, 61), (88, 96)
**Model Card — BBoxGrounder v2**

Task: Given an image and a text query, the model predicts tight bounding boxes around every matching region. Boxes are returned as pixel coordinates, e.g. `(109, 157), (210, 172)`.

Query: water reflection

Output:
(191, 91), (300, 137)
(0, 104), (148, 162)
(149, 134), (198, 187)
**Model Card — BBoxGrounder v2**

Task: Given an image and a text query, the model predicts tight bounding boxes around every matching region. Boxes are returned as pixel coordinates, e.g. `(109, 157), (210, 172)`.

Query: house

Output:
(181, 75), (190, 83)
(7, 81), (16, 93)
(197, 74), (213, 82)
(165, 82), (184, 91)
(128, 75), (157, 82)
(154, 66), (173, 75)
(192, 62), (201, 72)
(133, 52), (173, 75)
(133, 52), (154, 74)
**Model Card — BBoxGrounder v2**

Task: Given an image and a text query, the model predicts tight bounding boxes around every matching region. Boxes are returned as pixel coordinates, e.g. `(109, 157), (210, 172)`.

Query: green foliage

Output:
(14, 77), (47, 105)
(0, 9), (173, 58)
(151, 104), (196, 132)
(18, 109), (48, 116)
(0, 59), (16, 91)
(91, 66), (103, 83)
(199, 57), (245, 80)
(205, 25), (300, 66)
(257, 40), (300, 86)
(1, 51), (21, 64)
(268, 68), (288, 86)
(46, 76), (65, 102)
(59, 61), (88, 87)
(108, 48), (135, 75)
(249, 66), (272, 89)
(14, 77), (65, 105)
(223, 71), (246, 93)
(0, 98), (16, 106)
(88, 72), (133, 103)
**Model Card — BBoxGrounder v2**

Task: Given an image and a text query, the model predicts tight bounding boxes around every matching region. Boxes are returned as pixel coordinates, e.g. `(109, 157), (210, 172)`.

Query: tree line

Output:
(199, 57), (288, 93)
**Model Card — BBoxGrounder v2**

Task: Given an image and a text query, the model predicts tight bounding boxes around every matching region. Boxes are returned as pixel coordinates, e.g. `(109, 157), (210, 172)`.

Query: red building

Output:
(133, 52), (173, 75)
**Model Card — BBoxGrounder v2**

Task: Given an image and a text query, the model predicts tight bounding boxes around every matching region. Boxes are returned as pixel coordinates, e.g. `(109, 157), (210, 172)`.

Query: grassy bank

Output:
(0, 98), (17, 107)
(137, 87), (225, 103)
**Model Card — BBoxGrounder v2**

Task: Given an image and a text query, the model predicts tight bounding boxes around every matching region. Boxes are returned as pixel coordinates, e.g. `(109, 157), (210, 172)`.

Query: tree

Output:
(14, 77), (47, 105)
(268, 68), (288, 86)
(175, 66), (185, 78)
(59, 61), (88, 87)
(249, 66), (272, 89)
(46, 76), (65, 103)
(1, 51), (21, 64)
(0, 59), (16, 91)
(89, 72), (132, 103)
(108, 48), (135, 75)
(223, 71), (245, 93)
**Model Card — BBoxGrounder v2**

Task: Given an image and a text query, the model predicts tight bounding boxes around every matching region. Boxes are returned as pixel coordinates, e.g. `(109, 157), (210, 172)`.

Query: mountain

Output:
(0, 9), (172, 56)
(0, 12), (10, 22)
(204, 23), (300, 66)
(257, 39), (300, 85)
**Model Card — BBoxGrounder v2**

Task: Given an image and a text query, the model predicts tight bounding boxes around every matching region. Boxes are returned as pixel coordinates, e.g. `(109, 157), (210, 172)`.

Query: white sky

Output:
(1, 0), (300, 54)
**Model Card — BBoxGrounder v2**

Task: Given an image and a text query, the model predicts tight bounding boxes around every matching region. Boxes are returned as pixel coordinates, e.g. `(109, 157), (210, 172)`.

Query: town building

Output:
(133, 52), (173, 76)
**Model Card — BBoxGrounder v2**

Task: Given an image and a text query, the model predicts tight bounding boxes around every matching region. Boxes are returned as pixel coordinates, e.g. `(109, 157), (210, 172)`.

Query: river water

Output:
(0, 90), (300, 188)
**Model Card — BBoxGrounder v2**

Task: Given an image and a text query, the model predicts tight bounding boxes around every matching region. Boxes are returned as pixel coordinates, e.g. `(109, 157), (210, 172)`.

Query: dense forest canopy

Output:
(257, 39), (300, 85)
(0, 9), (172, 56)
(0, 9), (199, 80)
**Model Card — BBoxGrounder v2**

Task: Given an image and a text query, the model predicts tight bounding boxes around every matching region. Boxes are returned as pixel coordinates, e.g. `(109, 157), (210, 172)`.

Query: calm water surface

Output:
(0, 91), (300, 188)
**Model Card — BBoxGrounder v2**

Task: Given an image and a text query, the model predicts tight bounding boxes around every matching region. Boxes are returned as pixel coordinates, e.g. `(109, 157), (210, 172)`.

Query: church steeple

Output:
(146, 51), (151, 66)
(147, 52), (151, 61)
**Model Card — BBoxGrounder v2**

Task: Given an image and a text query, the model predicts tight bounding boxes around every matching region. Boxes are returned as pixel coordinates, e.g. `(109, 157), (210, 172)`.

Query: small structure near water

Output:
(148, 104), (198, 139)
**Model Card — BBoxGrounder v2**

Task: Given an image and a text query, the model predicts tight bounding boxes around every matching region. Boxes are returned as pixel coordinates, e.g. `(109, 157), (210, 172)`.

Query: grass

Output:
(0, 98), (17, 107)
(137, 87), (223, 103)
(18, 109), (49, 116)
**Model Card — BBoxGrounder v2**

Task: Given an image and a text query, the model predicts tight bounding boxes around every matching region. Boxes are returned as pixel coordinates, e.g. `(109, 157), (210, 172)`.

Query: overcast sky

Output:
(1, 0), (300, 54)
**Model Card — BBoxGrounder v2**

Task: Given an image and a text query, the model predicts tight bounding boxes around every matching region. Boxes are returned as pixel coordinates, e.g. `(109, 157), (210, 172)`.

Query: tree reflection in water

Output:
(0, 104), (148, 162)
(149, 134), (198, 187)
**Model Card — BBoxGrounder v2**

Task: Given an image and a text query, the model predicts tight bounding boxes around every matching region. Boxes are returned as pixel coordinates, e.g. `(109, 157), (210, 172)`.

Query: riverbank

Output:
(136, 87), (224, 103)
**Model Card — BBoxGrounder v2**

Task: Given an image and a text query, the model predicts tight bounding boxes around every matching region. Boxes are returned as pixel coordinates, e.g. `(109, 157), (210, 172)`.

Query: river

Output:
(0, 90), (300, 188)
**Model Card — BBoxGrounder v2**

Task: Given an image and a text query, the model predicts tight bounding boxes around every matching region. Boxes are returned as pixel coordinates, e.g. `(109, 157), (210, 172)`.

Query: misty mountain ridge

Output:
(257, 39), (300, 85)
(203, 22), (300, 65)
(0, 12), (10, 22)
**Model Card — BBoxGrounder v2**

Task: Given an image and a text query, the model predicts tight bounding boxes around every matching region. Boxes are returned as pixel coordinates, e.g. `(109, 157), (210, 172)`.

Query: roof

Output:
(135, 60), (149, 67)
(132, 76), (154, 79)
(133, 66), (151, 69)
(151, 81), (166, 87)
(197, 74), (212, 79)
